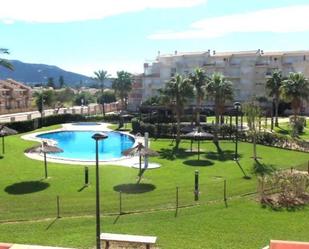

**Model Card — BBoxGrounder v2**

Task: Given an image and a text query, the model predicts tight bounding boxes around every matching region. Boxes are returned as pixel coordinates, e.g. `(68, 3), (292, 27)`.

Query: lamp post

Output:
(234, 102), (241, 161)
(91, 132), (108, 249)
(40, 85), (45, 127)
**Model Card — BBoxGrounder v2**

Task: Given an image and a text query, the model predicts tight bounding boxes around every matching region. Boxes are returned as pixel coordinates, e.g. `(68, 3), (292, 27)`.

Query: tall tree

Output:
(94, 70), (110, 116)
(266, 70), (283, 127)
(47, 77), (55, 88)
(58, 75), (65, 89)
(206, 73), (233, 147)
(189, 68), (208, 127)
(112, 71), (132, 110)
(34, 90), (56, 113)
(243, 101), (261, 160)
(0, 48), (14, 71)
(159, 74), (194, 149)
(281, 72), (309, 120)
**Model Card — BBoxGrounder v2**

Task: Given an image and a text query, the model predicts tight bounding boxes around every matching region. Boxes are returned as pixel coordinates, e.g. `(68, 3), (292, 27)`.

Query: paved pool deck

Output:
(21, 123), (160, 169)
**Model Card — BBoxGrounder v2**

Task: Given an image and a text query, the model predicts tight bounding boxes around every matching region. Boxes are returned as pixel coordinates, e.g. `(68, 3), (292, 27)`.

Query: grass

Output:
(0, 124), (308, 248)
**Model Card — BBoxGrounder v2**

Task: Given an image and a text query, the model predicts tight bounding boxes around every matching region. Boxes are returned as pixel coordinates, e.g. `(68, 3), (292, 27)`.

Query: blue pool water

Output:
(37, 131), (135, 160)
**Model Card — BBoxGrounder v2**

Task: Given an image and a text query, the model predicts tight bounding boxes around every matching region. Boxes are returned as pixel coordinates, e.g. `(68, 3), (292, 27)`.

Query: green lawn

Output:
(0, 125), (308, 248)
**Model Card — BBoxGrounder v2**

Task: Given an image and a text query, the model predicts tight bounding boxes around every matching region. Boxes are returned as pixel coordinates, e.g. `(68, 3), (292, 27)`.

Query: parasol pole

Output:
(44, 152), (47, 178)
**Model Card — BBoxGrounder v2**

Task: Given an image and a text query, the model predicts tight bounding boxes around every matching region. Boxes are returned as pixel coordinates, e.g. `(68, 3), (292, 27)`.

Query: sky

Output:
(1, 0), (309, 77)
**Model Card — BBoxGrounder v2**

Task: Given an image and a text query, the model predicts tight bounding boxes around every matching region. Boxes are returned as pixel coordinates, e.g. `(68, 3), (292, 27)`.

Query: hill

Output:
(0, 60), (95, 87)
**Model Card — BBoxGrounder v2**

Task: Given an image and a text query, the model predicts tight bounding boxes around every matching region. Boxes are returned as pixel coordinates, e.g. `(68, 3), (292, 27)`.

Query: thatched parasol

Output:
(27, 141), (63, 178)
(0, 125), (18, 155)
(183, 128), (213, 160)
(122, 142), (159, 176)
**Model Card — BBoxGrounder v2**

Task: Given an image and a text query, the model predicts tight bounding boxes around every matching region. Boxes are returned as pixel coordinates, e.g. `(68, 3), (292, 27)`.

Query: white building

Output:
(128, 49), (309, 113)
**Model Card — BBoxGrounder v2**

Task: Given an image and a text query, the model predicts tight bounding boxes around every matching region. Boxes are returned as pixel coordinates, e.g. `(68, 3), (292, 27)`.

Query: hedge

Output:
(131, 118), (236, 138)
(241, 131), (309, 153)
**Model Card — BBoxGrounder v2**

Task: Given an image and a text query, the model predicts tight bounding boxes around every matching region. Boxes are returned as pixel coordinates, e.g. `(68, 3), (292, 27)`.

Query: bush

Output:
(131, 120), (237, 139)
(242, 131), (309, 152)
(261, 170), (309, 208)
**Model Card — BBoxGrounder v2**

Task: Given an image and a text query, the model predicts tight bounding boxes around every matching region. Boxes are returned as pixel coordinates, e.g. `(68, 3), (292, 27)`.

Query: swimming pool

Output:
(37, 131), (135, 161)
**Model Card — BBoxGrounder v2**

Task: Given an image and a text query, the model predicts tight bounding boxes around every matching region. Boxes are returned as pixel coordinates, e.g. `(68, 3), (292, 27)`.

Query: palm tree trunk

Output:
(275, 95), (279, 127)
(175, 107), (181, 149)
(214, 100), (220, 143)
(196, 97), (201, 127)
(101, 86), (105, 117)
(102, 102), (105, 116)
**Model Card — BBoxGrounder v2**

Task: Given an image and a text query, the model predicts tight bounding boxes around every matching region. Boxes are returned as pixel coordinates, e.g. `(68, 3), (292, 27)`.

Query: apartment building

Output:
(0, 79), (32, 113)
(128, 49), (309, 112)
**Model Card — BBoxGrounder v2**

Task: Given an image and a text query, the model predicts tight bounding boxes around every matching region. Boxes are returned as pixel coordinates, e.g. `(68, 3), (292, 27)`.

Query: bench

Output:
(100, 233), (157, 249)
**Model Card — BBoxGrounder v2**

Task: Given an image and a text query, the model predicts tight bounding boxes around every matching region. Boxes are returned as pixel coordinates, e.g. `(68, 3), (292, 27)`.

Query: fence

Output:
(0, 177), (255, 223)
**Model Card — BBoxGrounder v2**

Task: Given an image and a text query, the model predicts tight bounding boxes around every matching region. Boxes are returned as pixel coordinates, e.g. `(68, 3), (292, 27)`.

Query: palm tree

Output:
(112, 71), (133, 110)
(94, 70), (110, 116)
(280, 72), (309, 136)
(159, 74), (193, 149)
(0, 48), (14, 71)
(206, 73), (233, 146)
(189, 68), (208, 127)
(266, 70), (283, 127)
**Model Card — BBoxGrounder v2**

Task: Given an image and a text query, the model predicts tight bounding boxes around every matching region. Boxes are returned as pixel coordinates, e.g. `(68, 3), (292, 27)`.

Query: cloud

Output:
(0, 0), (206, 24)
(148, 5), (309, 39)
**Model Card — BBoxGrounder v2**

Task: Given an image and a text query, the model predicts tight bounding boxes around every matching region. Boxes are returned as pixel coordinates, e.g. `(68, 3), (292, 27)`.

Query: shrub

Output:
(261, 170), (309, 208)
(242, 131), (309, 153)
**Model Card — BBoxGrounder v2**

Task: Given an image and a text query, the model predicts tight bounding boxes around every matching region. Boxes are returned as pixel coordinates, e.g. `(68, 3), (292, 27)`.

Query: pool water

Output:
(37, 131), (135, 161)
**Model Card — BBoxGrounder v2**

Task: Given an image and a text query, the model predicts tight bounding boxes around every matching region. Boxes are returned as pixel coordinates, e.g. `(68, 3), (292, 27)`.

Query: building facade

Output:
(128, 49), (309, 113)
(0, 79), (32, 114)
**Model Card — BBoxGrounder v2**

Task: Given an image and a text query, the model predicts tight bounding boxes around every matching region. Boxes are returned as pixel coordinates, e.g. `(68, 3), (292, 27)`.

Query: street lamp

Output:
(234, 102), (241, 161)
(91, 132), (108, 249)
(40, 85), (45, 127)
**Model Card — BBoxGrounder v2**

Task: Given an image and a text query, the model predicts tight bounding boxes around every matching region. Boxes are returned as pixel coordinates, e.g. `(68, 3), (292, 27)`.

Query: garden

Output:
(0, 123), (309, 249)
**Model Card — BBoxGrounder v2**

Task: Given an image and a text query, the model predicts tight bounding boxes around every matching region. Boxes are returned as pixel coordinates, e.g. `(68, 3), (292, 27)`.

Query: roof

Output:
(0, 79), (31, 91)
(270, 240), (309, 249)
(157, 49), (309, 59)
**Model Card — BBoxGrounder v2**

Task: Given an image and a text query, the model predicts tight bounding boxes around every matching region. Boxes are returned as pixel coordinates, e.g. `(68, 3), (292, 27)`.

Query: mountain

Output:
(0, 60), (95, 87)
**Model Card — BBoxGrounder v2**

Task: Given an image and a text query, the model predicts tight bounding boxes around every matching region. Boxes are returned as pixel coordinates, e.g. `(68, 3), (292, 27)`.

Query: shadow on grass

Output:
(276, 127), (289, 135)
(4, 181), (50, 195)
(78, 185), (88, 192)
(205, 150), (239, 161)
(183, 160), (214, 167)
(235, 161), (251, 179)
(159, 147), (192, 161)
(0, 155), (3, 159)
(113, 183), (156, 194)
(46, 217), (59, 230)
